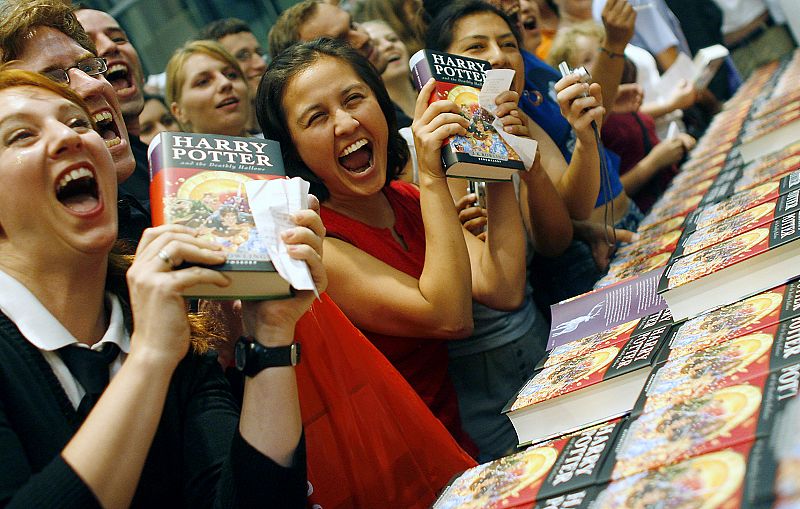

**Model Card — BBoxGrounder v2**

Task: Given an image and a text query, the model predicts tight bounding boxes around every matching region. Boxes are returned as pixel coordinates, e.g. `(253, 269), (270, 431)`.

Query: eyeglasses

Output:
(41, 57), (108, 85)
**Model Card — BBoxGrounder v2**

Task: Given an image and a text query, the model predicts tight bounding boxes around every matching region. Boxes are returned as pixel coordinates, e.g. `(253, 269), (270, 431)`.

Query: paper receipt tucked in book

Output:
(245, 177), (319, 298)
(478, 69), (537, 170)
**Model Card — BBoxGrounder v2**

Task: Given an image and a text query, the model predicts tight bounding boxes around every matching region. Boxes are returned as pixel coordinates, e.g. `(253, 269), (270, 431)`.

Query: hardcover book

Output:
(148, 131), (290, 299)
(504, 324), (670, 446)
(662, 279), (800, 362)
(672, 188), (800, 258)
(603, 364), (799, 480)
(657, 210), (800, 320)
(683, 170), (800, 233)
(431, 419), (625, 508)
(408, 49), (525, 180)
(634, 315), (800, 415)
(590, 440), (777, 509)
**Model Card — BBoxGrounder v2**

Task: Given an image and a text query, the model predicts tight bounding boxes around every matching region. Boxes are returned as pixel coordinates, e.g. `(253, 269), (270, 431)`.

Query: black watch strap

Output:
(235, 337), (300, 377)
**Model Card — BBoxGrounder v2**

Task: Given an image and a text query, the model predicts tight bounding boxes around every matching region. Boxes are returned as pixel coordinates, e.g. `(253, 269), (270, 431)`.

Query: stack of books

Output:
(431, 52), (800, 509)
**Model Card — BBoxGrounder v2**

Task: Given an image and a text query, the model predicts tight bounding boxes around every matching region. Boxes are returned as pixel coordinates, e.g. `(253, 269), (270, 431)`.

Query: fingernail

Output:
(504, 126), (514, 132)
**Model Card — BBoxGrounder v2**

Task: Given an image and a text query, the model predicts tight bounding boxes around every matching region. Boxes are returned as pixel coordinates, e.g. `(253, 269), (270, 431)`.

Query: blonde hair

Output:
(546, 21), (605, 69)
(165, 39), (246, 130)
(352, 0), (424, 55)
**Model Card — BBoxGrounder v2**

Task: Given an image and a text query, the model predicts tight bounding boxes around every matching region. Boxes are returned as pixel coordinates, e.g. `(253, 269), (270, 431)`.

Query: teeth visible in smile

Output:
(93, 111), (113, 124)
(105, 137), (121, 148)
(57, 167), (93, 191)
(340, 139), (367, 156)
(108, 64), (127, 75)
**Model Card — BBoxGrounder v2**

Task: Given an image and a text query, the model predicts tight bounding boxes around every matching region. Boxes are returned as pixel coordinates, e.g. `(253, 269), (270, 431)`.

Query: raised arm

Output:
(60, 224), (230, 509)
(537, 74), (605, 220)
(324, 79), (474, 339)
(593, 0), (636, 114)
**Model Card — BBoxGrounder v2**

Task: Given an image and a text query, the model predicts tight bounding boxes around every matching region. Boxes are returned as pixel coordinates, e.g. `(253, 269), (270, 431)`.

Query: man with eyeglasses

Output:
(198, 18), (268, 134)
(0, 0), (148, 242)
(76, 7), (152, 241)
(268, 0), (412, 128)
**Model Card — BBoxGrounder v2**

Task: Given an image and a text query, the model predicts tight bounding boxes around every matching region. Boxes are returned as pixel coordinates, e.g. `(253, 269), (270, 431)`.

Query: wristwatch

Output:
(235, 336), (301, 377)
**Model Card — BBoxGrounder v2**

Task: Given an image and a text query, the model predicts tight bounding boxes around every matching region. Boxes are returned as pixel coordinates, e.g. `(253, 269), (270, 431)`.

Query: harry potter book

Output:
(633, 314), (800, 416)
(503, 324), (670, 446)
(431, 419), (625, 508)
(671, 187), (800, 258)
(409, 49), (525, 180)
(657, 208), (800, 320)
(661, 279), (800, 363)
(148, 131), (290, 299)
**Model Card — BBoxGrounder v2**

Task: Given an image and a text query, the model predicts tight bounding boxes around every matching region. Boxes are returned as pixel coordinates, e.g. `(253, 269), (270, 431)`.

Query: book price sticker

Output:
(245, 177), (320, 299)
(478, 68), (538, 171)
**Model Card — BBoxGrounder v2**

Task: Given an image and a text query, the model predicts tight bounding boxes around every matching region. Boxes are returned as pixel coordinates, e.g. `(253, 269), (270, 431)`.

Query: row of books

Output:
(432, 51), (800, 509)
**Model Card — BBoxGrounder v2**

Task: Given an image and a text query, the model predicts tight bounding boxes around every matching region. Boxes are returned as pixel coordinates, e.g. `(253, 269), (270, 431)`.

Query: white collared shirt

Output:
(0, 268), (130, 409)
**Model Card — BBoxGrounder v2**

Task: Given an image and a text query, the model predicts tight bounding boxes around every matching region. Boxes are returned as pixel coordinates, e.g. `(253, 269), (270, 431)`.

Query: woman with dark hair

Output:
(257, 37), (528, 452)
(0, 68), (325, 507)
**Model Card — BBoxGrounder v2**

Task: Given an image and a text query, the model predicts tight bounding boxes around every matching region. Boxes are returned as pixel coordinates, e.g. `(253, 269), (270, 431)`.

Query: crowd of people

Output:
(0, 0), (794, 506)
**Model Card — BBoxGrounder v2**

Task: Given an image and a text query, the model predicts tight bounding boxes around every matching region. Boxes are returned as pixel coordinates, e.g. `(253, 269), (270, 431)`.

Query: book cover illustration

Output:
(542, 318), (641, 369)
(734, 150), (800, 194)
(661, 209), (800, 291)
(673, 201), (779, 258)
(149, 132), (285, 273)
(664, 282), (799, 361)
(591, 443), (754, 509)
(614, 228), (682, 263)
(595, 252), (672, 289)
(409, 49), (525, 178)
(432, 420), (623, 508)
(685, 177), (788, 232)
(631, 215), (687, 242)
(637, 316), (800, 414)
(509, 325), (667, 411)
(548, 269), (668, 349)
(636, 194), (702, 232)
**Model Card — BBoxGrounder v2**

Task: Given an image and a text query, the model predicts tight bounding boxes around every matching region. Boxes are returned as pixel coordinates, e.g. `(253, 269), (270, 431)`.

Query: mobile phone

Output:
(467, 180), (487, 209)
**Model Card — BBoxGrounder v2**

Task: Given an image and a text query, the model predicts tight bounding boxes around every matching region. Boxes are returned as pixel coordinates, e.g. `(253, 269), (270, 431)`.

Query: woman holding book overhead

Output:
(257, 37), (533, 454)
(0, 69), (325, 507)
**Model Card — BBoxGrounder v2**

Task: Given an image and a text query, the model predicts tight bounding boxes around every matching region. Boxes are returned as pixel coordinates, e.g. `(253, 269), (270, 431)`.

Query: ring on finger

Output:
(157, 249), (174, 269)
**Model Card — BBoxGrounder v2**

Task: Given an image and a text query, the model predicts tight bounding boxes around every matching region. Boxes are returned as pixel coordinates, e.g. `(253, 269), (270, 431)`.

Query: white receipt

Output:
(478, 68), (538, 170)
(245, 177), (320, 298)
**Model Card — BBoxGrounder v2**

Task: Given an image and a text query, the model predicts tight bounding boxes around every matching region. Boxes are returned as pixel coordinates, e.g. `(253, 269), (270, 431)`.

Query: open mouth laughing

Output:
(338, 138), (373, 173)
(92, 110), (122, 149)
(55, 166), (101, 214)
(106, 62), (137, 97)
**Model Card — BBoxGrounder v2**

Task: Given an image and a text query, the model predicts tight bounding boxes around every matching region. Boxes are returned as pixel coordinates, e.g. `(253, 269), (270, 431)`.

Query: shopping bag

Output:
(295, 293), (476, 509)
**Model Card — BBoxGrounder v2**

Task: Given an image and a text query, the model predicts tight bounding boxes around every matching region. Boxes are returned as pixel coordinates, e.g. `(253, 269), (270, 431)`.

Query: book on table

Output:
(431, 419), (626, 509)
(148, 131), (290, 299)
(657, 207), (800, 321)
(503, 323), (671, 446)
(408, 49), (525, 181)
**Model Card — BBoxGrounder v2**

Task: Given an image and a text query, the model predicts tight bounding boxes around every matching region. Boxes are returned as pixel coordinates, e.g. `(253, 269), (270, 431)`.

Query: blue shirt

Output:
(519, 50), (623, 206)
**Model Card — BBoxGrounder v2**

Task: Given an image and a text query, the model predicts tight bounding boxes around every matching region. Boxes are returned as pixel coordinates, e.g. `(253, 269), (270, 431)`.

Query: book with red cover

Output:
(661, 279), (800, 362)
(539, 309), (673, 371)
(657, 208), (800, 320)
(431, 419), (625, 509)
(504, 325), (670, 445)
(671, 187), (800, 258)
(408, 49), (524, 180)
(682, 170), (800, 232)
(148, 131), (289, 299)
(602, 363), (799, 480)
(589, 439), (778, 509)
(633, 314), (800, 416)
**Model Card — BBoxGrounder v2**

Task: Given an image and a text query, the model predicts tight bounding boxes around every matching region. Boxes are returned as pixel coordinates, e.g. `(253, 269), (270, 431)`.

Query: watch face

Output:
(235, 340), (248, 371)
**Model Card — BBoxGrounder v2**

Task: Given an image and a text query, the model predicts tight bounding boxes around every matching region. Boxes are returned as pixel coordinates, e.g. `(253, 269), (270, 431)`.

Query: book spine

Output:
(781, 278), (800, 321)
(767, 209), (800, 249)
(537, 421), (624, 500)
(603, 324), (670, 379)
(780, 169), (800, 194)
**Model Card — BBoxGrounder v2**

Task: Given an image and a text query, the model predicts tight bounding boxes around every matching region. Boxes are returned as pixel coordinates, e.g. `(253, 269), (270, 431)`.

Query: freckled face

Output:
(282, 56), (389, 201)
(0, 87), (117, 261)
